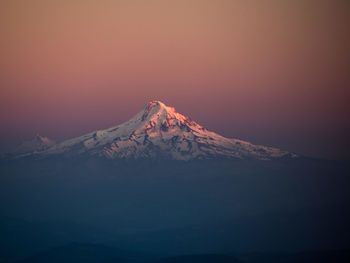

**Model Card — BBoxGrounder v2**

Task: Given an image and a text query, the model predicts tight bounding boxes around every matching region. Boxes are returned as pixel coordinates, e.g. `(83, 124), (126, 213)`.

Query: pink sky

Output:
(0, 0), (349, 159)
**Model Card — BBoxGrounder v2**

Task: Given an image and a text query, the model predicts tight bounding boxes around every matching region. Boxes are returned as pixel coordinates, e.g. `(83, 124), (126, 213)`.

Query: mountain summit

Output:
(23, 100), (296, 160)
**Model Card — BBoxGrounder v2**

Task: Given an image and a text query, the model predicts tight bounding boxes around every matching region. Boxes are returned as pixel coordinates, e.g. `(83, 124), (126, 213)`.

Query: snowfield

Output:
(19, 101), (297, 161)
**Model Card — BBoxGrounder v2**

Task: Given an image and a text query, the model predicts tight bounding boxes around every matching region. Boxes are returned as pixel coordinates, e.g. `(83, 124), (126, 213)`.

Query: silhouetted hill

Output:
(155, 254), (241, 263)
(238, 249), (350, 263)
(0, 218), (111, 262)
(12, 243), (138, 263)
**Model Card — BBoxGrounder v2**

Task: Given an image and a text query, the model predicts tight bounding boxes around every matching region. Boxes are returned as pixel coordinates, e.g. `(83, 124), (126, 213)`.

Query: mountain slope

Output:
(22, 101), (296, 161)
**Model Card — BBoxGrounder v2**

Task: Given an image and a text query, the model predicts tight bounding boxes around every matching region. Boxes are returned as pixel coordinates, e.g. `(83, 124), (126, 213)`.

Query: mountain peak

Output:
(21, 101), (296, 161)
(142, 100), (176, 120)
(139, 100), (196, 132)
(146, 100), (167, 109)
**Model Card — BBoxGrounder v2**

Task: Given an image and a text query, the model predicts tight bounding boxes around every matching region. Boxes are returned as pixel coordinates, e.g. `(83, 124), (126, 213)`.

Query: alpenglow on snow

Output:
(17, 101), (297, 160)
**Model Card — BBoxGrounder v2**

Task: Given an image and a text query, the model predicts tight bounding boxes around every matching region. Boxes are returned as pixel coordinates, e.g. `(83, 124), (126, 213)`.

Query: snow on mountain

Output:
(24, 101), (296, 161)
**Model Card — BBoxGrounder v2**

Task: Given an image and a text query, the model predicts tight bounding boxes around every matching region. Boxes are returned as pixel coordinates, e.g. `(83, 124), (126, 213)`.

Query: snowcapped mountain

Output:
(12, 134), (56, 155)
(20, 101), (296, 161)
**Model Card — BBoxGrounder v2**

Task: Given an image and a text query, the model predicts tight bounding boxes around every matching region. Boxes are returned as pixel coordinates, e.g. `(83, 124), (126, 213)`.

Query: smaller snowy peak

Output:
(33, 134), (55, 146)
(12, 134), (55, 155)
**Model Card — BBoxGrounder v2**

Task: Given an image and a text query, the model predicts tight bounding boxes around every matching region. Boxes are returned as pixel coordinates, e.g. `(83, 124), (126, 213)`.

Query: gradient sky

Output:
(0, 0), (349, 159)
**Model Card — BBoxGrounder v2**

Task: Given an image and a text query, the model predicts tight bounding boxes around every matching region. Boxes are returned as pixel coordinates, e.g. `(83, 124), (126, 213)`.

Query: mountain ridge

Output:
(14, 101), (297, 161)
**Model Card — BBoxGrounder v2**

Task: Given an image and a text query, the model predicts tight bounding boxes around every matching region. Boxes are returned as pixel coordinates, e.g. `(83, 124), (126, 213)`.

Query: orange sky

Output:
(0, 0), (349, 159)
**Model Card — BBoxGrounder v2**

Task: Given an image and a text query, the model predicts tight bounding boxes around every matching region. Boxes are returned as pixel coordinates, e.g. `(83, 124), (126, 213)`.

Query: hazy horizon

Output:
(1, 0), (349, 160)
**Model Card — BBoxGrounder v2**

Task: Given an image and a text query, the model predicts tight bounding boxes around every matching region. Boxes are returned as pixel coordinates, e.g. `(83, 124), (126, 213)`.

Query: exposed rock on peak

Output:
(18, 101), (297, 161)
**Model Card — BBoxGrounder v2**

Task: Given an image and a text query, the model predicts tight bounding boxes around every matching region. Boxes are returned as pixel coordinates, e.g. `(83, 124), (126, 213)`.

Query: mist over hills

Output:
(1, 101), (349, 262)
